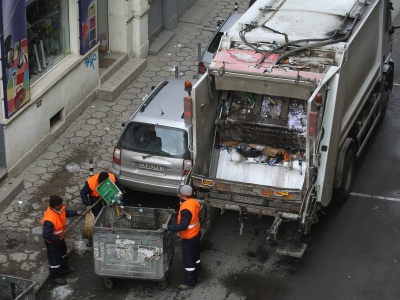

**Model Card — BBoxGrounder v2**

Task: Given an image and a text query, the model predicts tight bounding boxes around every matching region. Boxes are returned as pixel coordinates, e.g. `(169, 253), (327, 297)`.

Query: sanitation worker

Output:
(80, 171), (123, 217)
(162, 185), (202, 290)
(42, 195), (82, 285)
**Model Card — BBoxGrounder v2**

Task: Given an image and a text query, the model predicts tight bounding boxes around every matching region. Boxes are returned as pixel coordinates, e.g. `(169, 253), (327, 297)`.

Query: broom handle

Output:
(65, 198), (102, 233)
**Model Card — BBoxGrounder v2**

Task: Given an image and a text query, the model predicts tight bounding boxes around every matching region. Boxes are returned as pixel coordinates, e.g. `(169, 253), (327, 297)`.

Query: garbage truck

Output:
(184, 0), (395, 257)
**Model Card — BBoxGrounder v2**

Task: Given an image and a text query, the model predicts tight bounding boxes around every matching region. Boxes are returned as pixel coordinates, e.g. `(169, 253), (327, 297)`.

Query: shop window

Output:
(26, 0), (70, 84)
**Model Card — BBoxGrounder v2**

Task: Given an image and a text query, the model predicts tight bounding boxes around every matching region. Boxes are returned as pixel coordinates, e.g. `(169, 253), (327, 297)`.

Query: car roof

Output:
(130, 79), (194, 126)
(219, 12), (243, 32)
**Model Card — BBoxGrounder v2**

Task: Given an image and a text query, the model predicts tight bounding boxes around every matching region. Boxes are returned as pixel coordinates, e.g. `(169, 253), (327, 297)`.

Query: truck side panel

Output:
(340, 0), (382, 144)
(315, 1), (383, 206)
(313, 71), (344, 207)
(192, 75), (219, 176)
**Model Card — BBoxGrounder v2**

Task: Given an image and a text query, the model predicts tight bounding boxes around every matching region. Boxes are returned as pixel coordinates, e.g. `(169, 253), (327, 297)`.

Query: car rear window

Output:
(207, 32), (223, 54)
(118, 122), (190, 158)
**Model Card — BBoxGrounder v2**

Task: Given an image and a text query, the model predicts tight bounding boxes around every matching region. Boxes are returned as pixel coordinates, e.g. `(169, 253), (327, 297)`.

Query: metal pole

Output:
(175, 66), (178, 79)
(198, 43), (201, 64)
(89, 158), (94, 177)
(235, 2), (238, 12)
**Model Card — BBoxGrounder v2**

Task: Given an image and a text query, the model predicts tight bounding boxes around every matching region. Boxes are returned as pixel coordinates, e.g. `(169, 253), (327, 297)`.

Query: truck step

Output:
(276, 240), (307, 258)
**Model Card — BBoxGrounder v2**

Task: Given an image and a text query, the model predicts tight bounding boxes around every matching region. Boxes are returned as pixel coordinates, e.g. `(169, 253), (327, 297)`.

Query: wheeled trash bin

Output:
(93, 206), (175, 289)
(0, 274), (35, 300)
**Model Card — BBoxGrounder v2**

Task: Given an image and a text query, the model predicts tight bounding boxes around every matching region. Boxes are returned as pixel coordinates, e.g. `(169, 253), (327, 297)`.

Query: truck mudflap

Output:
(268, 216), (307, 258)
(276, 239), (308, 258)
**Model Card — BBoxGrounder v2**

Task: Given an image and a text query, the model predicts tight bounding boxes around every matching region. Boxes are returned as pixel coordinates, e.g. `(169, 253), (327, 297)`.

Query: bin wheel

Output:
(103, 277), (114, 289)
(158, 279), (168, 290)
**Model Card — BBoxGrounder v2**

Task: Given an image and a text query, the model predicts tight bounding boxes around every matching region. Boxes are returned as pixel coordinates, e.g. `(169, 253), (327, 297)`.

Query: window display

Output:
(26, 0), (70, 83)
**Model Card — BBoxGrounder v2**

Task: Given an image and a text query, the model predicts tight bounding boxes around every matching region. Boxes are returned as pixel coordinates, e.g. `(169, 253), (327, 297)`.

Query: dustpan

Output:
(95, 178), (122, 205)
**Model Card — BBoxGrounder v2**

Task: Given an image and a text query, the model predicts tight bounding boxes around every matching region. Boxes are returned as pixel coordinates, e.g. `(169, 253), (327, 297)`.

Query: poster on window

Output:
(79, 0), (98, 55)
(0, 1), (31, 118)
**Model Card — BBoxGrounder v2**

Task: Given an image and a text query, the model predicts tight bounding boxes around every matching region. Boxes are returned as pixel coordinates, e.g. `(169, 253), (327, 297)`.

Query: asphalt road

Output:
(37, 8), (400, 300)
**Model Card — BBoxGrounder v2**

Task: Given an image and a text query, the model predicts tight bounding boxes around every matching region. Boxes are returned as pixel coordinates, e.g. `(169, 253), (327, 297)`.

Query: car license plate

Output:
(138, 163), (165, 172)
(233, 195), (264, 206)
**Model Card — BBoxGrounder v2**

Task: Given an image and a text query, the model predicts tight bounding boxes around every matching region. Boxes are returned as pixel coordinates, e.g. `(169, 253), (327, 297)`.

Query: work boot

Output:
(60, 266), (76, 275)
(178, 284), (195, 290)
(50, 277), (67, 285)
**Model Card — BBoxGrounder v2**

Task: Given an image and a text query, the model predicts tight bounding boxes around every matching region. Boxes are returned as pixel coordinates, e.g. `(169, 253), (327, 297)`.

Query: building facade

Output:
(0, 0), (193, 178)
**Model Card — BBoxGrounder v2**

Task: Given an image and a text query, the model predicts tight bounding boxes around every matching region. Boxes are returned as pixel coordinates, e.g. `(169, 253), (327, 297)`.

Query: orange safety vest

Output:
(178, 198), (200, 239)
(42, 205), (67, 241)
(87, 173), (116, 197)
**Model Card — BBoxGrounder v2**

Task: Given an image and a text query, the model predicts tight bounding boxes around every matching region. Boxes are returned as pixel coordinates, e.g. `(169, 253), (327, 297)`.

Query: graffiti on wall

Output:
(85, 53), (97, 69)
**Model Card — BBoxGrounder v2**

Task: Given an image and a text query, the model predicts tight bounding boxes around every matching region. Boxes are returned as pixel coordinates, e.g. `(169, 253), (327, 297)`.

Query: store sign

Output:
(0, 1), (31, 118)
(79, 0), (98, 55)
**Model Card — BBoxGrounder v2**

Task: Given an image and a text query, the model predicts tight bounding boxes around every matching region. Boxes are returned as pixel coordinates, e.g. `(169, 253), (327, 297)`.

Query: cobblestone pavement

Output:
(0, 0), (248, 294)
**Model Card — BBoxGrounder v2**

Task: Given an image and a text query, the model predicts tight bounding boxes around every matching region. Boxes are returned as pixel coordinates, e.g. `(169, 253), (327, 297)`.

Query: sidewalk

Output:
(0, 0), (247, 294)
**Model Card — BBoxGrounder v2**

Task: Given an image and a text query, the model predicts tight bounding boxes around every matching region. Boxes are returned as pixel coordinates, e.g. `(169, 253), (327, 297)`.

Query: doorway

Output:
(97, 0), (109, 60)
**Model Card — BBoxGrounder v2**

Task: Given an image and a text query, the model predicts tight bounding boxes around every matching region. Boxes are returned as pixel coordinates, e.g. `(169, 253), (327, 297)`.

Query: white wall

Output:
(3, 48), (99, 176)
(109, 0), (150, 58)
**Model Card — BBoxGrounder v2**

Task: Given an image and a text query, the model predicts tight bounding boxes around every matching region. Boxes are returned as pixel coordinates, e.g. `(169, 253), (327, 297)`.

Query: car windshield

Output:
(118, 122), (190, 158)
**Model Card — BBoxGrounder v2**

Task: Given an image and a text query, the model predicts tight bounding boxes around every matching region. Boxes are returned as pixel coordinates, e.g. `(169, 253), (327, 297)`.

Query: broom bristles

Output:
(82, 210), (95, 239)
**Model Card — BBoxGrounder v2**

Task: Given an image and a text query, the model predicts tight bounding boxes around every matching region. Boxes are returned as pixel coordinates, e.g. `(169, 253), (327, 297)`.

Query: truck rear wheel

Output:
(332, 146), (355, 203)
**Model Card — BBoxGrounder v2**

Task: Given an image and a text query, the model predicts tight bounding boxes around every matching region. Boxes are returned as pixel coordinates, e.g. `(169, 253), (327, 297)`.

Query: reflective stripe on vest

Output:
(42, 206), (67, 240)
(88, 173), (116, 197)
(178, 198), (200, 239)
(187, 221), (199, 229)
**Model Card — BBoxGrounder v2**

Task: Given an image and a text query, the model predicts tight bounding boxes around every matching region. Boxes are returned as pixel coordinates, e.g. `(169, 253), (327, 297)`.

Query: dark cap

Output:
(49, 195), (63, 208)
(98, 172), (109, 183)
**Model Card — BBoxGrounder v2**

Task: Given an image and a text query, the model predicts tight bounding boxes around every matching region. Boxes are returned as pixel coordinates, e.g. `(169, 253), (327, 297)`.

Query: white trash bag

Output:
(230, 148), (246, 164)
(74, 239), (87, 256)
(66, 162), (80, 172)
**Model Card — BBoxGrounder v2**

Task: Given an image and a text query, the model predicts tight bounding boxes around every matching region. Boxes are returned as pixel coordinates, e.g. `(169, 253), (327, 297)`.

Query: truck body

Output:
(188, 0), (395, 256)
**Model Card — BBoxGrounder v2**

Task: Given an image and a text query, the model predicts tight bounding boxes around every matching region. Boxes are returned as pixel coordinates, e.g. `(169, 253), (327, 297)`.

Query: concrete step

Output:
(0, 178), (24, 213)
(0, 167), (6, 182)
(97, 57), (147, 102)
(149, 30), (175, 55)
(99, 52), (128, 85)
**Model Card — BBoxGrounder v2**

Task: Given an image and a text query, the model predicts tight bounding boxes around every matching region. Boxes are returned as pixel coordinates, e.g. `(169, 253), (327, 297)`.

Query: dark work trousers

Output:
(181, 232), (202, 286)
(45, 239), (68, 279)
(89, 196), (105, 217)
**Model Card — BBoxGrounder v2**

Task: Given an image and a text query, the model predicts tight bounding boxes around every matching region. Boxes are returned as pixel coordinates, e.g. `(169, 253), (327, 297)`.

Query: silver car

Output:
(197, 12), (243, 76)
(111, 79), (194, 196)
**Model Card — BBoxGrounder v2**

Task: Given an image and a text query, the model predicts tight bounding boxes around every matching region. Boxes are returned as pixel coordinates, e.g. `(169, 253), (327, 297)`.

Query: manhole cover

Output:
(0, 229), (27, 254)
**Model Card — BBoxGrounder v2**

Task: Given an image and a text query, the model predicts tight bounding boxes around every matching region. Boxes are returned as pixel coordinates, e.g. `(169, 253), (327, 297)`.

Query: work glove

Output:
(82, 199), (90, 206)
(76, 211), (85, 216)
(161, 224), (168, 231)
